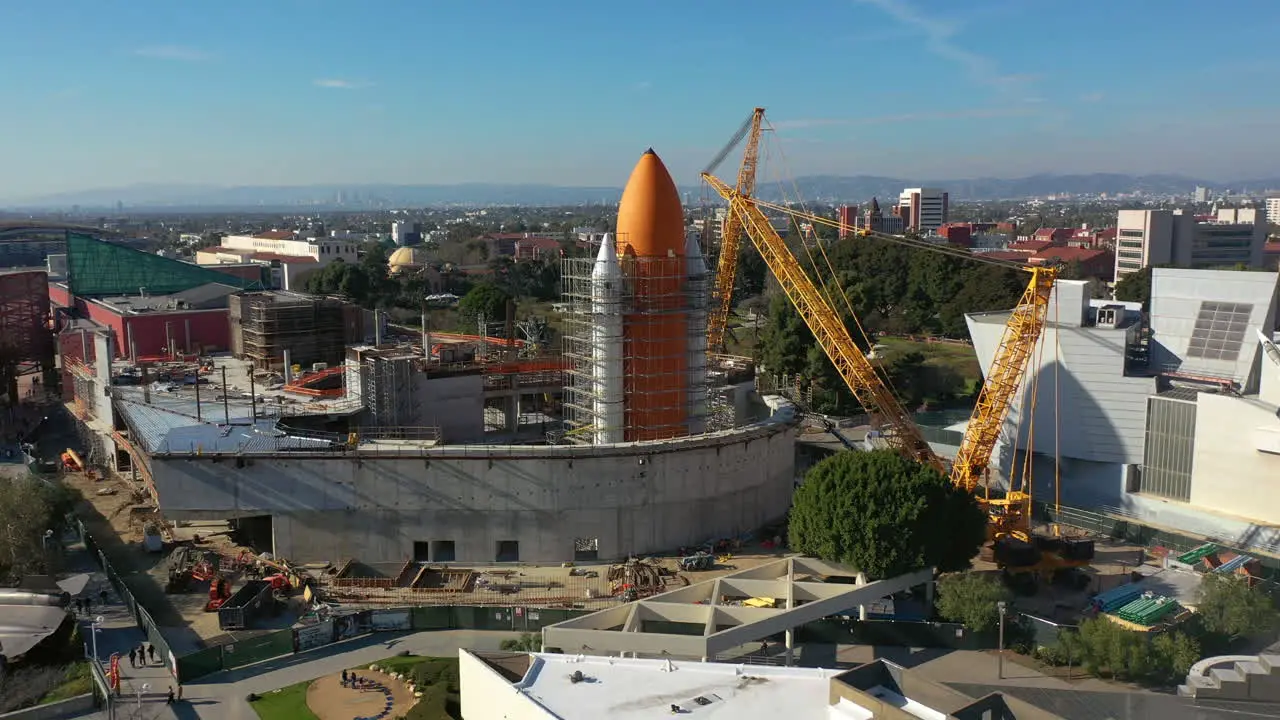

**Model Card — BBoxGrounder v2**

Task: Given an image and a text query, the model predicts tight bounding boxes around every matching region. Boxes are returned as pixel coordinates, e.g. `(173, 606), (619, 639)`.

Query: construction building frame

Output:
(231, 291), (362, 371)
(0, 270), (54, 390)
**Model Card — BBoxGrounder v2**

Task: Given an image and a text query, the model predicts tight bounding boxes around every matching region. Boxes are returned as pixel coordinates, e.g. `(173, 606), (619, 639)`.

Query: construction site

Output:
(44, 109), (1280, 672)
(53, 146), (797, 587)
(228, 290), (369, 372)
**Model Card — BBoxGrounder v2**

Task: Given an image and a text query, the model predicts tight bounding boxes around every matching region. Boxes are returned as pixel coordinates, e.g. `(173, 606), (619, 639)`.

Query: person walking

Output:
(83, 597), (91, 615)
(128, 648), (137, 668)
(148, 644), (157, 664)
(98, 589), (108, 606)
(137, 644), (147, 667)
(341, 669), (349, 687)
(166, 686), (175, 705)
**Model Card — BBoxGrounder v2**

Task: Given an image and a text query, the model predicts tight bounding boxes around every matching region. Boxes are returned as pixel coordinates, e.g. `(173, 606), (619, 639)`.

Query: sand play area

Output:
(307, 670), (417, 720)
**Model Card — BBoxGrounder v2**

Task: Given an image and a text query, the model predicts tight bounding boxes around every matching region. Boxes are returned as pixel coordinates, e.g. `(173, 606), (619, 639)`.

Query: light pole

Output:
(137, 682), (150, 709)
(996, 601), (1007, 680)
(90, 616), (104, 666)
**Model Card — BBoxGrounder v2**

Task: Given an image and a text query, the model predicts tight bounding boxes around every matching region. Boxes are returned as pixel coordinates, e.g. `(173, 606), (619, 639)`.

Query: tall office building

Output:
(1266, 196), (1280, 226)
(1114, 209), (1265, 279)
(837, 205), (858, 239)
(896, 188), (948, 232)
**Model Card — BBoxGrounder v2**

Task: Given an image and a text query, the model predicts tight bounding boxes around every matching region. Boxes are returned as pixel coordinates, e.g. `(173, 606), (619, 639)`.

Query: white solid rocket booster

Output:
(591, 233), (625, 444)
(685, 231), (708, 435)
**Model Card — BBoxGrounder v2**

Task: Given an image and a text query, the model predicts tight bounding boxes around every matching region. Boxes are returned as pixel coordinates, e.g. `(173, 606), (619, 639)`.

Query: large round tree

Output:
(788, 450), (987, 579)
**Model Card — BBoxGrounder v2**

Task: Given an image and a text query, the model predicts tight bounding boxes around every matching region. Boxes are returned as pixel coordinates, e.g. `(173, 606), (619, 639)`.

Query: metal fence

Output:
(175, 605), (592, 683)
(77, 520), (177, 682)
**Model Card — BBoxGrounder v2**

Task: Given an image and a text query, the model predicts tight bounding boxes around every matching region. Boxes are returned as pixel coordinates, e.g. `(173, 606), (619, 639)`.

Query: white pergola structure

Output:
(542, 557), (934, 664)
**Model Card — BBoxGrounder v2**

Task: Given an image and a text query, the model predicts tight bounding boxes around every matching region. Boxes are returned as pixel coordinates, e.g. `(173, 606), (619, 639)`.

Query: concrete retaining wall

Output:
(148, 416), (797, 564)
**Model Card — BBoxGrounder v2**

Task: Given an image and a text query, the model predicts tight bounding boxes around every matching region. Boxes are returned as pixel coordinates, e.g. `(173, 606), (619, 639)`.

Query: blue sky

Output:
(2, 0), (1278, 199)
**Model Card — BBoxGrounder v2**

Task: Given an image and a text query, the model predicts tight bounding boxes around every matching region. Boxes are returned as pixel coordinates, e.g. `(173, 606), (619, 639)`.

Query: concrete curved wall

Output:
(148, 409), (798, 564)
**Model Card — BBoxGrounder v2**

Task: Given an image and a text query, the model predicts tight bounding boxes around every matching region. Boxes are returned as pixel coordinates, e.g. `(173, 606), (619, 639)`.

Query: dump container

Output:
(217, 580), (274, 631)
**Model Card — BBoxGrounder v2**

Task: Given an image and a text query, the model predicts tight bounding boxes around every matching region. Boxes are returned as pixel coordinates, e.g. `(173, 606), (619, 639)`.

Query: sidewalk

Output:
(173, 630), (516, 720)
(65, 541), (179, 720)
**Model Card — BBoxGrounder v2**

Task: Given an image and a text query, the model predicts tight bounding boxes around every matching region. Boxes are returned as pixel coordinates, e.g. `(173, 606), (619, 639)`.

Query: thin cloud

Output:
(314, 78), (371, 90)
(773, 107), (1039, 130)
(1080, 92), (1105, 103)
(853, 0), (1033, 88)
(633, 80), (653, 92)
(133, 45), (210, 62)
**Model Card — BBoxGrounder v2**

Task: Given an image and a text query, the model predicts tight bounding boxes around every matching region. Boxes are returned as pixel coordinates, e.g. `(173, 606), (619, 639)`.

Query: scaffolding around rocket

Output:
(564, 148), (711, 444)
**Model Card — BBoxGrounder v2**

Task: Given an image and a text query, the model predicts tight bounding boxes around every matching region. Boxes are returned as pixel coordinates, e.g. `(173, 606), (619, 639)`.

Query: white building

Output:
(391, 220), (419, 247)
(458, 651), (1063, 719)
(195, 230), (358, 291)
(966, 269), (1280, 550)
(1194, 186), (1211, 203)
(1266, 196), (1280, 226)
(1114, 209), (1266, 279)
(897, 188), (948, 233)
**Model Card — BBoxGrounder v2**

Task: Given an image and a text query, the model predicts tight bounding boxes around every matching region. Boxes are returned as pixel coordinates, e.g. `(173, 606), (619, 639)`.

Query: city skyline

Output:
(3, 0), (1278, 201)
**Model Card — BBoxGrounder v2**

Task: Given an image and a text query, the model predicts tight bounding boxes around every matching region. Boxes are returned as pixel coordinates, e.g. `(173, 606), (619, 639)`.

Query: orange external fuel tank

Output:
(615, 149), (689, 441)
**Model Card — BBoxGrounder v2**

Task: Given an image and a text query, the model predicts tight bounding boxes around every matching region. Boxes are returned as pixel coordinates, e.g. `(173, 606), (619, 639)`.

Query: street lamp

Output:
(41, 529), (53, 552)
(89, 616), (105, 666)
(137, 682), (150, 709)
(996, 601), (1008, 680)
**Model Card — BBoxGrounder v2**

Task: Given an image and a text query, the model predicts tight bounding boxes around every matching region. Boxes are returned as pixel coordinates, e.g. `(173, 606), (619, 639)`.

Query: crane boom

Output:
(702, 172), (944, 472)
(717, 196), (1059, 506)
(706, 107), (766, 353)
(950, 268), (1056, 494)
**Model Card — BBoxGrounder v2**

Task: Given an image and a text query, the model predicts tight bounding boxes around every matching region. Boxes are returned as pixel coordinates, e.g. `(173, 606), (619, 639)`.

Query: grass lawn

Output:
(875, 337), (982, 390)
(367, 655), (460, 720)
(251, 655), (461, 720)
(249, 681), (318, 720)
(39, 662), (94, 705)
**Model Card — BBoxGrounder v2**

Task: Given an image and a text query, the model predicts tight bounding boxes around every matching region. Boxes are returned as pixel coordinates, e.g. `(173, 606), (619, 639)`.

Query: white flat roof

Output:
(519, 653), (836, 719)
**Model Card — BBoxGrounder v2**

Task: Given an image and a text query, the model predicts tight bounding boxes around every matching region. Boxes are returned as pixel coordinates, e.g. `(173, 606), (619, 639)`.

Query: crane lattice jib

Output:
(950, 266), (1057, 494)
(702, 172), (945, 472)
(707, 108), (766, 353)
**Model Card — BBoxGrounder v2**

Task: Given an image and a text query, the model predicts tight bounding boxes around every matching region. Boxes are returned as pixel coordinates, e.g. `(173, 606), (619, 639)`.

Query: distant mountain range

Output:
(6, 174), (1280, 210)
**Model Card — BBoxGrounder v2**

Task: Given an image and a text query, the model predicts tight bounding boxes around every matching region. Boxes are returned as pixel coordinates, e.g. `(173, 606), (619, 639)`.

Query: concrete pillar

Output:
(505, 394), (518, 432)
(784, 629), (794, 667)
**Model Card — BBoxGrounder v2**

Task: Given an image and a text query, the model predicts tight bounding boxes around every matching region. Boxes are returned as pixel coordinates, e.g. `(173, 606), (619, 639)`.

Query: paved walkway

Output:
(66, 547), (179, 720)
(162, 630), (514, 720)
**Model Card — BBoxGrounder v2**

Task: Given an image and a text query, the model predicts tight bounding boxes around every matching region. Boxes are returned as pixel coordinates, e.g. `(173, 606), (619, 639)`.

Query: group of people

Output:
(340, 669), (379, 691)
(128, 642), (159, 668)
(71, 590), (109, 616)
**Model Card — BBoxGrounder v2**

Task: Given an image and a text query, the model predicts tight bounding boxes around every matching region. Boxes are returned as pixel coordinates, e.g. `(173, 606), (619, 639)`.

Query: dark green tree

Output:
(936, 572), (1012, 632)
(458, 282), (513, 330)
(1113, 266), (1152, 308)
(788, 450), (987, 579)
(0, 476), (75, 582)
(1197, 574), (1279, 640)
(736, 245), (768, 298)
(756, 294), (810, 377)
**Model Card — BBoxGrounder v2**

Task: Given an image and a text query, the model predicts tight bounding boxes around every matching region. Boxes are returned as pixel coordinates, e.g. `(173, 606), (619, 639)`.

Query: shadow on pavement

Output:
(185, 632), (411, 686)
(870, 646), (954, 669)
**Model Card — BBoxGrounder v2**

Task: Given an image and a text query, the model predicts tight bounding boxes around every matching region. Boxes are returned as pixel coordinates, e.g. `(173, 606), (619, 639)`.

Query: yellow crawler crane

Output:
(705, 107), (766, 354)
(700, 171), (1064, 559)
